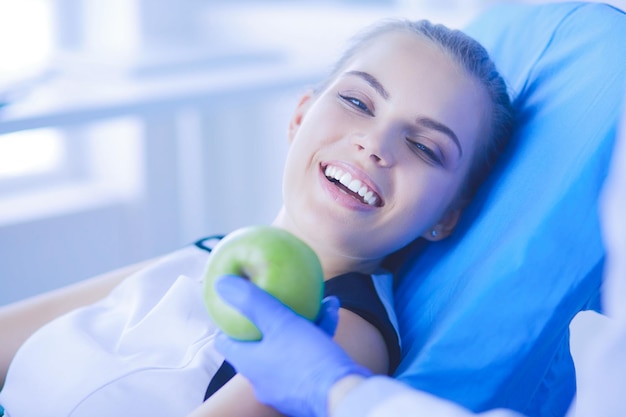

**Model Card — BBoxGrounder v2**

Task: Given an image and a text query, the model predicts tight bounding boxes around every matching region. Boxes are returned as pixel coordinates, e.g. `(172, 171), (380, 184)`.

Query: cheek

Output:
(281, 129), (326, 204)
(394, 173), (460, 227)
(281, 145), (309, 196)
(393, 200), (437, 238)
(298, 100), (353, 142)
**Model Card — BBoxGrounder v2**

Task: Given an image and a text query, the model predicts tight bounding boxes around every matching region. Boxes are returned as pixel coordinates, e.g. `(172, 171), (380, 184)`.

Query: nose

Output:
(351, 131), (395, 166)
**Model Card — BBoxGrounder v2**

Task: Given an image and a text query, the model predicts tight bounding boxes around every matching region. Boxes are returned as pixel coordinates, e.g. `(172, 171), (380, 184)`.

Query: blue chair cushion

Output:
(393, 2), (626, 416)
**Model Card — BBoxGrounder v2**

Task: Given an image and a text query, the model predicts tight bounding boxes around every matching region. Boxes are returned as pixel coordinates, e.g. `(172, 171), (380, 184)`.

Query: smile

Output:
(323, 164), (383, 207)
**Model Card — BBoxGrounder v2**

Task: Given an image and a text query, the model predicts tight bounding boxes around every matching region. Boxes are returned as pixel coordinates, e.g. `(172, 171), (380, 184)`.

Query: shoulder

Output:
(325, 271), (401, 374)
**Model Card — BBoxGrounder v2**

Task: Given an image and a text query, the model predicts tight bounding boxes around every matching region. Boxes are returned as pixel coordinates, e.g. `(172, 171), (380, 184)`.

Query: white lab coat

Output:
(335, 376), (523, 417)
(335, 100), (626, 417)
(567, 94), (626, 417)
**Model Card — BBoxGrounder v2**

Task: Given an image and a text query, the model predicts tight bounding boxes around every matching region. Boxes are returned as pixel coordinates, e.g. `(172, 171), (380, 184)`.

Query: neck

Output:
(271, 209), (383, 280)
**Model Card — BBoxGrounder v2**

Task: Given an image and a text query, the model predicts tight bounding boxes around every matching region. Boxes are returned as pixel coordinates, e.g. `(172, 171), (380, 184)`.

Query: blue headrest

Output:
(394, 2), (626, 416)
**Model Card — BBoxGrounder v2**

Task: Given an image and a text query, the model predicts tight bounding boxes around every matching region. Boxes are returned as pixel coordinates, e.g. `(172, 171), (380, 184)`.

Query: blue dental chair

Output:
(393, 2), (626, 416)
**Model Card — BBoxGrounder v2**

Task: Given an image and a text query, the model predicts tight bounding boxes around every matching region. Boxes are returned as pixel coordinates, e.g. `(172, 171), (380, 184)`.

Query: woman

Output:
(0, 19), (513, 417)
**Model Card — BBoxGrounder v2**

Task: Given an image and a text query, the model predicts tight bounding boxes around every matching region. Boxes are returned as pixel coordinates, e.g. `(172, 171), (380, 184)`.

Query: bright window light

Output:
(0, 0), (52, 78)
(1, 0), (58, 183)
(0, 130), (65, 178)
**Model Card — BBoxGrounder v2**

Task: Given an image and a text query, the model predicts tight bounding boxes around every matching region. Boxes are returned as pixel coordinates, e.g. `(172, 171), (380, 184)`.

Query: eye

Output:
(407, 139), (443, 166)
(338, 93), (373, 116)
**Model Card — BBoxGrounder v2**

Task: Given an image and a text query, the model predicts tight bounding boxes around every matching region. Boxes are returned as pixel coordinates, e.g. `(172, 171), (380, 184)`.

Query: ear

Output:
(422, 208), (463, 241)
(288, 91), (314, 143)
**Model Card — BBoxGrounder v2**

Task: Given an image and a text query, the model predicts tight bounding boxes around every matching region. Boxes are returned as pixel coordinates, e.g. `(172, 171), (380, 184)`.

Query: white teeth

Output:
(348, 179), (362, 193)
(324, 165), (380, 206)
(339, 172), (352, 186)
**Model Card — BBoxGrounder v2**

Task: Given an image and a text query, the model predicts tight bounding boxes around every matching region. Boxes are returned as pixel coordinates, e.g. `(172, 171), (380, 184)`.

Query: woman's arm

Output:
(0, 258), (157, 388)
(333, 308), (389, 374)
(187, 308), (389, 416)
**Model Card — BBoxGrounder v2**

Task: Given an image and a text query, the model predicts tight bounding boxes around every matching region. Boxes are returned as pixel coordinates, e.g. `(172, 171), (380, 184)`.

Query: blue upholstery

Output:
(393, 3), (626, 416)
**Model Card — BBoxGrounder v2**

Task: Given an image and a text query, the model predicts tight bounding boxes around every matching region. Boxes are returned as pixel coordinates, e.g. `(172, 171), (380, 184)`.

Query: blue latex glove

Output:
(214, 275), (373, 417)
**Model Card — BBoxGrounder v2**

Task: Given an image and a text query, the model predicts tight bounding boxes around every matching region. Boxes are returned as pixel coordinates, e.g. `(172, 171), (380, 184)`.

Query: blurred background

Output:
(1, 0), (624, 306)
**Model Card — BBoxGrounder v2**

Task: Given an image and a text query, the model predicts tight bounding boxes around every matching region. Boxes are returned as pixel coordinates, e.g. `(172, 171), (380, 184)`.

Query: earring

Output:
(431, 230), (438, 238)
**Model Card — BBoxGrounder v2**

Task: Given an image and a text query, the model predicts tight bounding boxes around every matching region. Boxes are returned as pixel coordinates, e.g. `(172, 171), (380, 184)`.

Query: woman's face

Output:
(278, 31), (491, 269)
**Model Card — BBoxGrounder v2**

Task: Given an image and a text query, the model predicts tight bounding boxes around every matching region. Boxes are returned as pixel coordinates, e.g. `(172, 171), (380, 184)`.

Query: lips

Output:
(322, 163), (383, 207)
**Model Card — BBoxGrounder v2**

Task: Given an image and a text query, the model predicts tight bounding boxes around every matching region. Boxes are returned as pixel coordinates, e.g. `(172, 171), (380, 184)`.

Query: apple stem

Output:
(239, 267), (253, 281)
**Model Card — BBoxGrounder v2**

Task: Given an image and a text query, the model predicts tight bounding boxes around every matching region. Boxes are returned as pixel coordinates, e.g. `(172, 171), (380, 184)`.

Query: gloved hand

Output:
(213, 275), (373, 417)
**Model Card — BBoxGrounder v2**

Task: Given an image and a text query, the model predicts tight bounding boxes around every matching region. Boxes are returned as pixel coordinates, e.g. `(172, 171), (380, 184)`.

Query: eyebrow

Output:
(416, 117), (463, 157)
(345, 70), (390, 100)
(345, 70), (463, 157)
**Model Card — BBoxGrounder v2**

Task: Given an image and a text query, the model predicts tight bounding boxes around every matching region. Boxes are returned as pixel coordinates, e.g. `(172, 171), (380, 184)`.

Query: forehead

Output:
(344, 31), (473, 98)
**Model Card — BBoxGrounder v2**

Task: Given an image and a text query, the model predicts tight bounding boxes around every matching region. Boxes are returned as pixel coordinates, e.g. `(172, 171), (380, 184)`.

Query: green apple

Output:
(203, 225), (325, 341)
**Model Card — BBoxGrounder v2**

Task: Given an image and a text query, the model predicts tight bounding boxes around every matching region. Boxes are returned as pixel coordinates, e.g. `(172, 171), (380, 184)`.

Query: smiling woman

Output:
(0, 16), (513, 417)
(275, 23), (510, 280)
